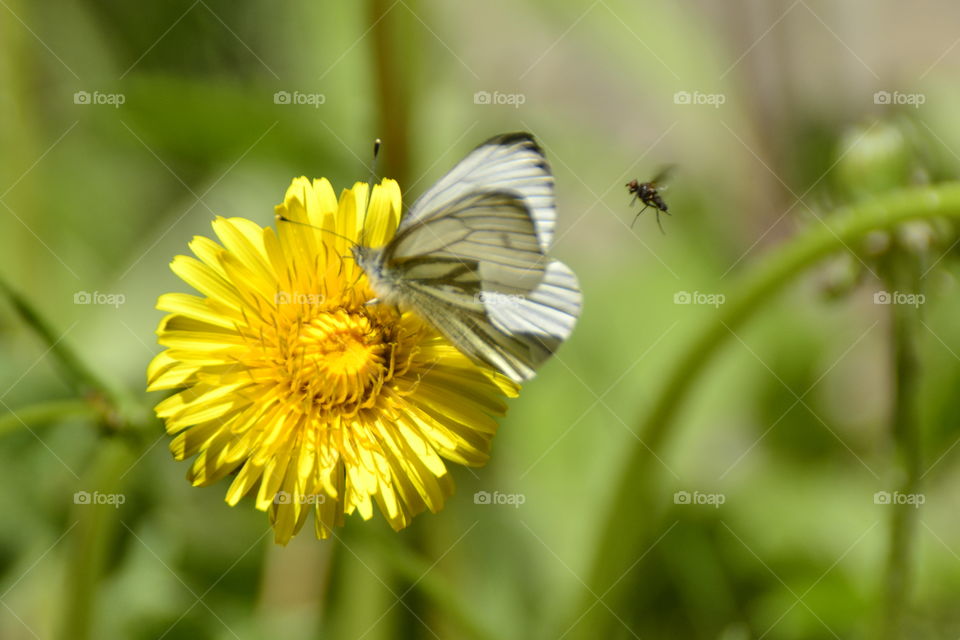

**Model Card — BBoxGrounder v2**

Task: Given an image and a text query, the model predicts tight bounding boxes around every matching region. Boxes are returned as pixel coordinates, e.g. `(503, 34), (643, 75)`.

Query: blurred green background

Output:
(3, 0), (960, 638)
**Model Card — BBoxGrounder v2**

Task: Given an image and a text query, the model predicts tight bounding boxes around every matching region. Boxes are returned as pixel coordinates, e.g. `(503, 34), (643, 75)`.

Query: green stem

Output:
(0, 278), (156, 639)
(58, 439), (135, 640)
(0, 399), (95, 436)
(0, 275), (150, 436)
(879, 258), (922, 639)
(566, 183), (960, 639)
(0, 277), (112, 399)
(368, 0), (414, 187)
(364, 529), (499, 640)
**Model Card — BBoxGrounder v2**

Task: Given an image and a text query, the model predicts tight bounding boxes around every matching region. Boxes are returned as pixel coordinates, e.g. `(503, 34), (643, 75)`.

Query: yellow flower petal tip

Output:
(147, 178), (517, 544)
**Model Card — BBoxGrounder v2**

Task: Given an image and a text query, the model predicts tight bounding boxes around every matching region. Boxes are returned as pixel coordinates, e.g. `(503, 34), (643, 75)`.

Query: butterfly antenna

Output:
(340, 267), (366, 299)
(276, 215), (359, 248)
(359, 138), (382, 249)
(370, 138), (382, 185)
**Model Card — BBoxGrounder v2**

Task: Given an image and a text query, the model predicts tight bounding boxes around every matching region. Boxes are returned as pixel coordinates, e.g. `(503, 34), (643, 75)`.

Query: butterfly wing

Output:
(391, 260), (580, 383)
(484, 259), (581, 355)
(403, 133), (556, 251)
(357, 132), (580, 382)
(386, 191), (546, 295)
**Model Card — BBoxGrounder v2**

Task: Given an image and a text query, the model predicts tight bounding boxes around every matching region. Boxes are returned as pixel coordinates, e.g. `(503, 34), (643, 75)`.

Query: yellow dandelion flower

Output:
(147, 177), (519, 544)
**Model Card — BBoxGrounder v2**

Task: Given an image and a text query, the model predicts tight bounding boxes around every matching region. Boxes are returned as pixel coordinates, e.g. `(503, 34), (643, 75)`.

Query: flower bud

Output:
(834, 121), (912, 202)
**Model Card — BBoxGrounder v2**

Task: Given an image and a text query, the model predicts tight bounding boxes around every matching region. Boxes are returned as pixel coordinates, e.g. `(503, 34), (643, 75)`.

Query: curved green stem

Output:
(566, 182), (960, 639)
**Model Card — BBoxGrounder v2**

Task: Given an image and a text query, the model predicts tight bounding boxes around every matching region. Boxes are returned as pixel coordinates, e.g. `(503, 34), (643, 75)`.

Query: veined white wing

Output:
(485, 260), (580, 349)
(403, 133), (556, 251)
(426, 259), (581, 382)
(385, 191), (546, 295)
(356, 231), (580, 383)
(395, 269), (578, 383)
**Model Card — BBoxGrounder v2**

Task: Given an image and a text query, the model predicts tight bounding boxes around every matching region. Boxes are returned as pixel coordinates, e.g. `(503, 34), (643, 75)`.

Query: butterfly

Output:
(353, 132), (582, 383)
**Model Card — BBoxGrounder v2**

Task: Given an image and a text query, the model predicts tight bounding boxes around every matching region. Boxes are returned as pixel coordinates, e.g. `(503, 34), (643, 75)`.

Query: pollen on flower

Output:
(274, 310), (405, 417)
(148, 176), (519, 544)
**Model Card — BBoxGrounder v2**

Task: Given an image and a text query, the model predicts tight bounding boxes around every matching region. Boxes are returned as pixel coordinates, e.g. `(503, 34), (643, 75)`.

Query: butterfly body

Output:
(353, 133), (581, 383)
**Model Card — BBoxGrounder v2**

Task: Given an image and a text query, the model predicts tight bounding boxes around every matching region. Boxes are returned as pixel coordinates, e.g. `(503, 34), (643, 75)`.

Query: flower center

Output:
(283, 310), (397, 417)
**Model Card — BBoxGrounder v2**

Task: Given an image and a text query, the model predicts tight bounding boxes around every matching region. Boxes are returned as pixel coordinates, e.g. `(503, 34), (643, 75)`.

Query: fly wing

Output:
(649, 164), (675, 190)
